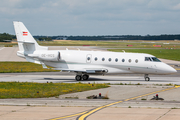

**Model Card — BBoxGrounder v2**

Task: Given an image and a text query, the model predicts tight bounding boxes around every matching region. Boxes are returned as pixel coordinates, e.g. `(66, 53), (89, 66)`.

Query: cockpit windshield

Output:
(151, 57), (161, 62)
(145, 57), (152, 61)
(145, 57), (161, 62)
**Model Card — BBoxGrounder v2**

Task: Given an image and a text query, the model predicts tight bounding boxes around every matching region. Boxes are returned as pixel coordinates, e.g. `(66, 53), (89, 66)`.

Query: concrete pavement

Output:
(0, 46), (180, 120)
(1, 106), (180, 120)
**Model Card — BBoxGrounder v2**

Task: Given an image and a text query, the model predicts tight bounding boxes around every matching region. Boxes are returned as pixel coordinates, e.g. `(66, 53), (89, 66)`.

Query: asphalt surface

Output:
(0, 84), (180, 120)
(0, 71), (180, 85)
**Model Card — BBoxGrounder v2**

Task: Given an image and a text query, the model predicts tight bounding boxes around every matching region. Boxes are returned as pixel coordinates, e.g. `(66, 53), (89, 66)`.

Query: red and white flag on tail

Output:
(23, 32), (28, 36)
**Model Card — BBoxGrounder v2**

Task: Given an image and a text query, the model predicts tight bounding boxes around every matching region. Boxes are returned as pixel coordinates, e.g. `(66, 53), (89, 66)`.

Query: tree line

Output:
(0, 33), (15, 42)
(0, 33), (180, 42)
(35, 34), (180, 41)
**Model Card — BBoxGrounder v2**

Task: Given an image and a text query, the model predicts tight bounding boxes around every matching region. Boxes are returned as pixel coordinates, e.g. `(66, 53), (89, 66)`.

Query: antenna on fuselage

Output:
(122, 50), (125, 53)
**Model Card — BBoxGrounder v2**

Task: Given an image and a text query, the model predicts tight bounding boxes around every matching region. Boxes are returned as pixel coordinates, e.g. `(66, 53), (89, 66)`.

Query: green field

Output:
(108, 49), (180, 61)
(0, 82), (109, 99)
(38, 40), (180, 48)
(0, 62), (58, 73)
(2, 40), (180, 49)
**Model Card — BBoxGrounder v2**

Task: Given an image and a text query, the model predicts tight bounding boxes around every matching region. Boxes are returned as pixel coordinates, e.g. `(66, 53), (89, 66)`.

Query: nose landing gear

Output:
(144, 74), (150, 81)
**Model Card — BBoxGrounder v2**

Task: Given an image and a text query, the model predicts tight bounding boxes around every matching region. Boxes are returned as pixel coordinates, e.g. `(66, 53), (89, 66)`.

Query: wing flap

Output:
(39, 62), (108, 74)
(53, 68), (108, 74)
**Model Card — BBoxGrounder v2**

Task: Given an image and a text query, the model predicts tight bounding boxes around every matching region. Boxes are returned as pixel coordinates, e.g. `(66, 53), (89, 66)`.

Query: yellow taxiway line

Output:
(50, 86), (180, 120)
(50, 111), (88, 120)
(175, 68), (180, 70)
(78, 86), (180, 120)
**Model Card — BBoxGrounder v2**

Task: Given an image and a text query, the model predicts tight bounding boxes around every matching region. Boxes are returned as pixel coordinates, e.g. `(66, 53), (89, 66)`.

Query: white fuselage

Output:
(32, 50), (176, 75)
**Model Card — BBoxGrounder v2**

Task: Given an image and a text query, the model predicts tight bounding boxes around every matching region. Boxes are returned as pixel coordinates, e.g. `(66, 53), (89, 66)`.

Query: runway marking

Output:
(78, 86), (180, 120)
(0, 47), (5, 51)
(49, 86), (180, 120)
(50, 111), (89, 120)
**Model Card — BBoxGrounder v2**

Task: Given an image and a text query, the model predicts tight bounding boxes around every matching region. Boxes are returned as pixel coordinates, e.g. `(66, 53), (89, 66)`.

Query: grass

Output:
(0, 82), (109, 99)
(106, 82), (141, 85)
(166, 83), (174, 86)
(38, 40), (126, 46)
(0, 42), (17, 46)
(1, 40), (180, 48)
(171, 107), (179, 109)
(38, 40), (146, 47)
(0, 62), (58, 73)
(37, 40), (180, 48)
(141, 98), (147, 100)
(108, 49), (180, 61)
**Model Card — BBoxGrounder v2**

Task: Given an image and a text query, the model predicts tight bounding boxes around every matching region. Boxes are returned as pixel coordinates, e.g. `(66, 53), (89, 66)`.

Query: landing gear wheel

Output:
(145, 77), (150, 81)
(75, 75), (82, 81)
(82, 75), (89, 80)
(144, 74), (150, 81)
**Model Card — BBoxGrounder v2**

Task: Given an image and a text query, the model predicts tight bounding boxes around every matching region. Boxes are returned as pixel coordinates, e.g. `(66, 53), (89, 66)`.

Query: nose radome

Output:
(158, 63), (177, 74)
(167, 65), (177, 74)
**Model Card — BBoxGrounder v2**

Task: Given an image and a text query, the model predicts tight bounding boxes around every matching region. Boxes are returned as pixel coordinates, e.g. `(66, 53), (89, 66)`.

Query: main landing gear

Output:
(144, 74), (150, 81)
(75, 74), (89, 81)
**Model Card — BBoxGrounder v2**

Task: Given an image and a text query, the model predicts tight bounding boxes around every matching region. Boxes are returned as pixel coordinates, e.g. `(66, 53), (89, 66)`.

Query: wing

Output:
(59, 68), (108, 74)
(41, 62), (108, 74)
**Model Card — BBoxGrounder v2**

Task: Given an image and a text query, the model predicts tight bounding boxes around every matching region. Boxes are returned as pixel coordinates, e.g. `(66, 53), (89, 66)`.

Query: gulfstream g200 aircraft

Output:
(13, 21), (177, 81)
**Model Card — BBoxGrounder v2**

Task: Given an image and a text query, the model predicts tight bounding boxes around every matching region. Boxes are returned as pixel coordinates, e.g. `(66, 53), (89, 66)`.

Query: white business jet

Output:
(13, 21), (177, 81)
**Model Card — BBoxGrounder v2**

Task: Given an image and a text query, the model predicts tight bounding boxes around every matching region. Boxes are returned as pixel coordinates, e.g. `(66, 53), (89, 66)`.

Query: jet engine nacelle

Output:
(38, 51), (60, 61)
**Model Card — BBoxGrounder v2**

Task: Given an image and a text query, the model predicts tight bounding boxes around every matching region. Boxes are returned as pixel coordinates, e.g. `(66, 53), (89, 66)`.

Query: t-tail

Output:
(13, 21), (48, 64)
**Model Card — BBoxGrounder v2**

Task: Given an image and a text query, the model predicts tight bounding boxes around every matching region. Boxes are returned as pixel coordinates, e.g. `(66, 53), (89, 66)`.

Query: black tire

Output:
(82, 75), (89, 80)
(145, 77), (150, 81)
(75, 75), (82, 81)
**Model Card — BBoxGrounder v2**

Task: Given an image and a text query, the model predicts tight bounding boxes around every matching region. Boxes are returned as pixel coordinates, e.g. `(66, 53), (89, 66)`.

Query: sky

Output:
(0, 0), (180, 36)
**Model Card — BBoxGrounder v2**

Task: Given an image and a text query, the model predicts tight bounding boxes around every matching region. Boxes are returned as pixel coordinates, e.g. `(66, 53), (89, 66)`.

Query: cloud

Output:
(0, 0), (180, 35)
(173, 3), (180, 10)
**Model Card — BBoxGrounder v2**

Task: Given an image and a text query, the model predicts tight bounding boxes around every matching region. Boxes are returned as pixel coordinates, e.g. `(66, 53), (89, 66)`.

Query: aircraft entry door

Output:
(86, 54), (92, 63)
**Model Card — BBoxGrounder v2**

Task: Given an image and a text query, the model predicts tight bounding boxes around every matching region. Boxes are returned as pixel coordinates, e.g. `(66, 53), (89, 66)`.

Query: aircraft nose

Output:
(166, 65), (177, 74)
(158, 63), (177, 74)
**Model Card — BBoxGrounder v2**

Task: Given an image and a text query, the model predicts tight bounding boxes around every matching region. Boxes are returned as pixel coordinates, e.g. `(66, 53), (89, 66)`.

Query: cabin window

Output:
(102, 58), (105, 61)
(128, 59), (131, 63)
(122, 59), (125, 62)
(95, 57), (98, 61)
(108, 58), (111, 62)
(115, 58), (118, 62)
(135, 59), (138, 63)
(87, 57), (90, 61)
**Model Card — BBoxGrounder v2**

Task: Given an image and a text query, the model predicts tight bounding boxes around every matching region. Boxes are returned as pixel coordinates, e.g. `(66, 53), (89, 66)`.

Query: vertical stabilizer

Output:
(13, 21), (48, 53)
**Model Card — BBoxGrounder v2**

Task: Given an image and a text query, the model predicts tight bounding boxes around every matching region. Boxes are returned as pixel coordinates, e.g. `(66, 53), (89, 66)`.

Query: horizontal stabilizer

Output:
(17, 41), (35, 44)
